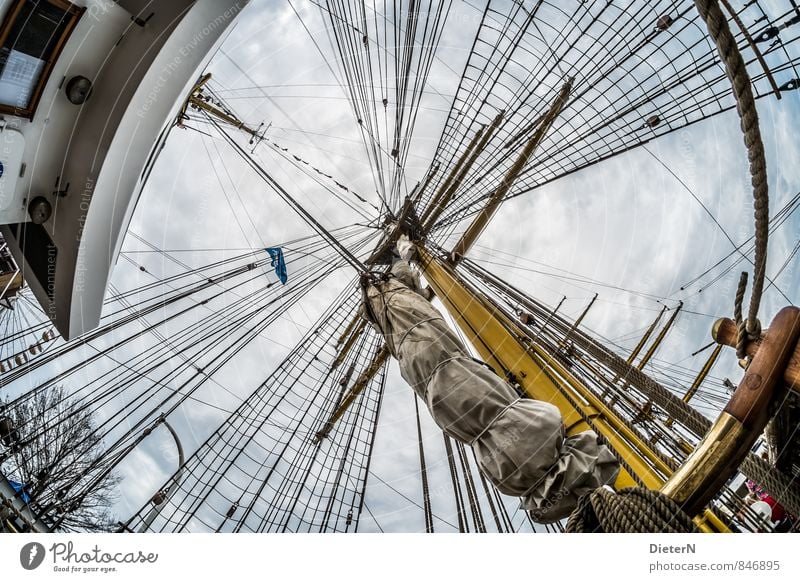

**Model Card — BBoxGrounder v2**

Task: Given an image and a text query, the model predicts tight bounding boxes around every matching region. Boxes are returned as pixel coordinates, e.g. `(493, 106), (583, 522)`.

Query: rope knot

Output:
(745, 317), (761, 340)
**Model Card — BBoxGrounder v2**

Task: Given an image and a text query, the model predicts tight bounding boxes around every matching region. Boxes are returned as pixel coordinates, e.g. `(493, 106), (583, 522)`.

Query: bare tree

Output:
(0, 385), (120, 532)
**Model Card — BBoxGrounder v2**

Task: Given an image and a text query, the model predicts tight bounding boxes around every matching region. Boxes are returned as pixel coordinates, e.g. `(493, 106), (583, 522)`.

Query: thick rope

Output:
(565, 487), (697, 533)
(694, 0), (768, 349)
(733, 271), (749, 359)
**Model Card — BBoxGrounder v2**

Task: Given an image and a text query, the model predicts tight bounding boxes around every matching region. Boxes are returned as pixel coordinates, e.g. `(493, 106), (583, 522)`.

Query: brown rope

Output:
(565, 487), (697, 533)
(694, 0), (768, 349)
(733, 271), (749, 359)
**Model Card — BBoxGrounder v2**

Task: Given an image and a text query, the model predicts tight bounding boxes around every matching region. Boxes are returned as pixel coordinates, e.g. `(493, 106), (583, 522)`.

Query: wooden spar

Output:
(188, 98), (262, 139)
(603, 304), (667, 389)
(682, 344), (723, 404)
(450, 79), (572, 258)
(665, 343), (723, 428)
(177, 72), (212, 120)
(419, 125), (486, 227)
(0, 270), (23, 299)
(314, 108), (504, 439)
(536, 295), (567, 334)
(315, 345), (390, 442)
(635, 302), (683, 370)
(337, 315), (361, 346)
(411, 164), (440, 207)
(331, 319), (367, 369)
(180, 73), (263, 139)
(551, 295), (566, 316)
(561, 293), (597, 345)
(626, 305), (667, 365)
(416, 247), (728, 531)
(420, 111), (505, 230)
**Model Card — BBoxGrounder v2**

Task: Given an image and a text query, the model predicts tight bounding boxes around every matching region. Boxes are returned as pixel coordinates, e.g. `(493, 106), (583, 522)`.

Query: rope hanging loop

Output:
(733, 271), (762, 360)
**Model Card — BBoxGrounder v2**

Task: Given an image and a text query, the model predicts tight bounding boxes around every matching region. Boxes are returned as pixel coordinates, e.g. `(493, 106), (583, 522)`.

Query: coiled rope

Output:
(565, 487), (697, 533)
(694, 0), (769, 356)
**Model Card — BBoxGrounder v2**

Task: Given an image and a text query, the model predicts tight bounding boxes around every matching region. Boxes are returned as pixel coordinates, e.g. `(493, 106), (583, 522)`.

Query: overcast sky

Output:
(6, 0), (800, 533)
(120, 0), (800, 532)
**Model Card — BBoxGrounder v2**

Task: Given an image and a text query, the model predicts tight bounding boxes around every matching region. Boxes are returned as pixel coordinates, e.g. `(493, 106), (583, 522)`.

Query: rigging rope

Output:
(443, 434), (467, 532)
(693, 0), (769, 348)
(455, 440), (486, 533)
(422, 0), (796, 249)
(473, 453), (504, 532)
(118, 286), (387, 533)
(413, 394), (434, 533)
(3, 228), (377, 530)
(353, 365), (387, 533)
(733, 271), (749, 359)
(206, 113), (369, 274)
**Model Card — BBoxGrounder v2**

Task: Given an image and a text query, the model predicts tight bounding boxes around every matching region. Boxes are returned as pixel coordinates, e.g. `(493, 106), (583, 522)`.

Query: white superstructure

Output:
(0, 0), (249, 339)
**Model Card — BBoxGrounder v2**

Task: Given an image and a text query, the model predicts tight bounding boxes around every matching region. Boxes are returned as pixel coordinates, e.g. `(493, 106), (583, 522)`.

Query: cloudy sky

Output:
(123, 0), (800, 532)
(114, 0), (800, 532)
(6, 0), (799, 532)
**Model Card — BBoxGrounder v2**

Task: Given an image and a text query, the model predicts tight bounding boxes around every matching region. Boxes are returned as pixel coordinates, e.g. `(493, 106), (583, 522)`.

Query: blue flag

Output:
(266, 247), (288, 284)
(8, 479), (31, 504)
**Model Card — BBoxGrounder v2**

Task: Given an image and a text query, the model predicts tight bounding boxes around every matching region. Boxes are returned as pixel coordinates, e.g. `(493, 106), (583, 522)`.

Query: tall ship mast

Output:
(1, 0), (800, 534)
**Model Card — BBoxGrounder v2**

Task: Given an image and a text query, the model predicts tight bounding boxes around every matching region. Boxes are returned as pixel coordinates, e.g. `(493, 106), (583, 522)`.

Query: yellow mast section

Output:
(416, 250), (728, 532)
(417, 249), (665, 490)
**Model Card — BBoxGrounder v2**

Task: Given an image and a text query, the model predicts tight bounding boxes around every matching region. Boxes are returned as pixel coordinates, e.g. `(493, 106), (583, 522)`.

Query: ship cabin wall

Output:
(0, 0), (248, 339)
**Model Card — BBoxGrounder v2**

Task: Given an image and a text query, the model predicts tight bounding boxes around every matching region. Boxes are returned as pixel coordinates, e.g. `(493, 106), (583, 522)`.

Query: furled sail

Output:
(361, 259), (619, 522)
